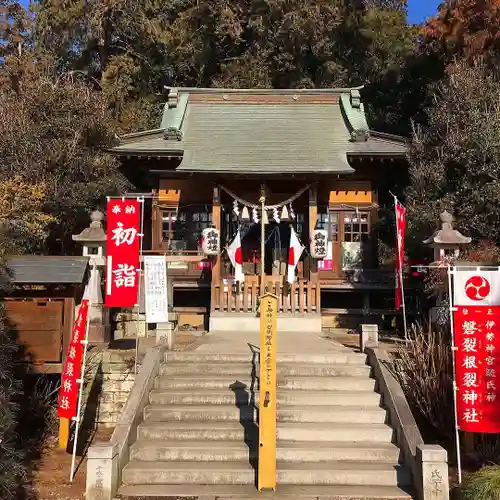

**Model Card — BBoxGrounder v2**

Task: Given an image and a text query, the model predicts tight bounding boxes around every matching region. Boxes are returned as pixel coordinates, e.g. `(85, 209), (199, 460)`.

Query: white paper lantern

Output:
(202, 227), (220, 255)
(310, 229), (328, 259)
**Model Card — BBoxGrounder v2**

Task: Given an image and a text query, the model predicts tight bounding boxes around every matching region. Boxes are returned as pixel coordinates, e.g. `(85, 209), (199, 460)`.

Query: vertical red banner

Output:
(395, 201), (406, 310)
(105, 199), (141, 308)
(454, 305), (500, 433)
(58, 300), (89, 420)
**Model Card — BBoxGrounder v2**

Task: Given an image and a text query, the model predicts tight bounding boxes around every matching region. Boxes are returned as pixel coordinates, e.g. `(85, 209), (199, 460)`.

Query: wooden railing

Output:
(211, 276), (320, 314)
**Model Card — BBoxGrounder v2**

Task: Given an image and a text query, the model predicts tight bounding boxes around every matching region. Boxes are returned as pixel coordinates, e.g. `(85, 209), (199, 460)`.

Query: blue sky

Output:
(407, 0), (441, 24)
(20, 0), (441, 24)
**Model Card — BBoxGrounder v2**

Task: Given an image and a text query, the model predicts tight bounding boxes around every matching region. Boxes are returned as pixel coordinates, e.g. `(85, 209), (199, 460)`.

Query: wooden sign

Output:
(258, 293), (278, 491)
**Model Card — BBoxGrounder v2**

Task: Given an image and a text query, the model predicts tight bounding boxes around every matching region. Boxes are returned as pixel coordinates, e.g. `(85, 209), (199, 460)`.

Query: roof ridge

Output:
(164, 86), (364, 95)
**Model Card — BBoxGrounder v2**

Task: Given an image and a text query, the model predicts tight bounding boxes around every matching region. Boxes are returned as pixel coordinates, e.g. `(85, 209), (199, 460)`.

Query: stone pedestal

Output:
(156, 322), (175, 350)
(86, 442), (119, 500)
(418, 444), (449, 500)
(360, 324), (379, 352)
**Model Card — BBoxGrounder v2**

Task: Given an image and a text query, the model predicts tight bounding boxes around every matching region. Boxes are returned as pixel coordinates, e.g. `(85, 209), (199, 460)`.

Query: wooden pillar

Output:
(309, 185), (318, 282)
(211, 186), (222, 299)
(151, 190), (161, 250)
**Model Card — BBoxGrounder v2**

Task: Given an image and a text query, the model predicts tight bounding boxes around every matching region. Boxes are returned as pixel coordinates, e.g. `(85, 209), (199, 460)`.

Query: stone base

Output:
(209, 312), (322, 333)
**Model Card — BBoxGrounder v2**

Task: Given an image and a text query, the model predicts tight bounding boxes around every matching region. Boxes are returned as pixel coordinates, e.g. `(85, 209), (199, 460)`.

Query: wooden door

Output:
(4, 299), (64, 363)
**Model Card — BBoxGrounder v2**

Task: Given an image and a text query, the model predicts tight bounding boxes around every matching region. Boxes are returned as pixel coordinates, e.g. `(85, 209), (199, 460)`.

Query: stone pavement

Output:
(192, 329), (352, 354)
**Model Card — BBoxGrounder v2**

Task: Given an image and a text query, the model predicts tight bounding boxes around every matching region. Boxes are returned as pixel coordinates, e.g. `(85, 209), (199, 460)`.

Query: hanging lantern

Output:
(273, 207), (280, 224)
(310, 229), (328, 259)
(233, 200), (240, 217)
(281, 205), (290, 221)
(252, 207), (259, 224)
(202, 227), (220, 255)
(263, 210), (269, 225)
(241, 206), (250, 221)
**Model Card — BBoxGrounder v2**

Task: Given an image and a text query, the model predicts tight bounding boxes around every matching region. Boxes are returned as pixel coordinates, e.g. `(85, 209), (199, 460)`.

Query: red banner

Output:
(105, 199), (141, 308)
(454, 305), (500, 433)
(57, 300), (89, 419)
(395, 201), (406, 310)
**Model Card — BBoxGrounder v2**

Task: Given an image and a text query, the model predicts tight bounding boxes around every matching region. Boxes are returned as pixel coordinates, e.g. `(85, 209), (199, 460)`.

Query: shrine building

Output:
(112, 87), (409, 332)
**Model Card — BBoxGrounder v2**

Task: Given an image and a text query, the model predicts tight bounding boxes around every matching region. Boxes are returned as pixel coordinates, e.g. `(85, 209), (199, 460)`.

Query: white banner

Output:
(453, 270), (500, 306)
(144, 255), (169, 323)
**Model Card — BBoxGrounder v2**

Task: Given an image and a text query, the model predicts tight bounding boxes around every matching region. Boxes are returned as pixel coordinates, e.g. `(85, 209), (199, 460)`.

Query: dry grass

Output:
(393, 323), (455, 443)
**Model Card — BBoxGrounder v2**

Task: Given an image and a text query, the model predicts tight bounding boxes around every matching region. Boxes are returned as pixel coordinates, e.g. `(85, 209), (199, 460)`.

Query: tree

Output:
(0, 51), (129, 253)
(34, 0), (417, 131)
(424, 0), (500, 63)
(405, 59), (500, 247)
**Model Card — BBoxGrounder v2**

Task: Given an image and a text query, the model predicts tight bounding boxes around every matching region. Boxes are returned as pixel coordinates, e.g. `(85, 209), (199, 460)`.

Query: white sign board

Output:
(453, 270), (500, 306)
(144, 255), (169, 323)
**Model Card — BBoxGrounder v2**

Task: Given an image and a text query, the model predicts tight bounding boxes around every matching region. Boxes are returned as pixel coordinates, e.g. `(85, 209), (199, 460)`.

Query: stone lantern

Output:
(72, 210), (110, 344)
(423, 211), (471, 263)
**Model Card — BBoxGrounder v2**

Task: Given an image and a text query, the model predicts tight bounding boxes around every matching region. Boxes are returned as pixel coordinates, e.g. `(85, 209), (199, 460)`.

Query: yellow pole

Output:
(258, 292), (278, 491)
(59, 417), (70, 450)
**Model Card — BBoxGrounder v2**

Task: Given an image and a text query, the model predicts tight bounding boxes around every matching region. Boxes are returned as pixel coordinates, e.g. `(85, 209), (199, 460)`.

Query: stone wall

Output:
(83, 348), (136, 428)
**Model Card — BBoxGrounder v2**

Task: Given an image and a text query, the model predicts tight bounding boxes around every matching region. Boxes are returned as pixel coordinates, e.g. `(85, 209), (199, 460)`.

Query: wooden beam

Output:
(309, 185), (318, 282)
(211, 186), (222, 298)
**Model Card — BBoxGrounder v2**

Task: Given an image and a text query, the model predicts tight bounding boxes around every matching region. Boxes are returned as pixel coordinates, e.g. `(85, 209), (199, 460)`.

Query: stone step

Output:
(154, 375), (375, 392)
(143, 405), (387, 424)
(165, 352), (367, 365)
(160, 362), (371, 378)
(149, 389), (382, 407)
(117, 484), (413, 500)
(137, 422), (393, 443)
(129, 440), (401, 463)
(121, 461), (410, 487)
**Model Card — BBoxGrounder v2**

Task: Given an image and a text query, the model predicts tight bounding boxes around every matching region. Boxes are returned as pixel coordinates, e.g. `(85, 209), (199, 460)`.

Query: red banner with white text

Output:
(454, 305), (500, 433)
(395, 200), (406, 310)
(57, 300), (89, 420)
(105, 199), (141, 308)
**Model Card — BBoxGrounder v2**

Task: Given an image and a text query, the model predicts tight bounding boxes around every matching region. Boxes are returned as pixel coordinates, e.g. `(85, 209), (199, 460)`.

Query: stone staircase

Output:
(118, 349), (413, 499)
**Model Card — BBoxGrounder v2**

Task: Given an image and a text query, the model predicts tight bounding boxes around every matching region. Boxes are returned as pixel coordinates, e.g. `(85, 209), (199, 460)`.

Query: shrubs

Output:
(0, 305), (26, 499)
(394, 322), (455, 443)
(459, 465), (500, 500)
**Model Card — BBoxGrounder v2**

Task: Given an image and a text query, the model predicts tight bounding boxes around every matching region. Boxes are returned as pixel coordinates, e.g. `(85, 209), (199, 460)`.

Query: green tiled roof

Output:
(111, 88), (407, 174)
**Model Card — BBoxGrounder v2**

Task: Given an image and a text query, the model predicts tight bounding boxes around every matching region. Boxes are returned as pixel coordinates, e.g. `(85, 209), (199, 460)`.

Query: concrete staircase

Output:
(118, 349), (413, 499)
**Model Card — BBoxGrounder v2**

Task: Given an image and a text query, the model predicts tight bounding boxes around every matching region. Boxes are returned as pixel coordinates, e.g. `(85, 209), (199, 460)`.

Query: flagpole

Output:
(69, 264), (94, 482)
(134, 197), (145, 376)
(447, 265), (463, 484)
(394, 196), (408, 340)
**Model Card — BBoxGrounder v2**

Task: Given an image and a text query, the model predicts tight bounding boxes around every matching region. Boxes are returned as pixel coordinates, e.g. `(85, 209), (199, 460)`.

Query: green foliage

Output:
(0, 52), (130, 253)
(459, 465), (500, 500)
(34, 0), (417, 132)
(405, 59), (500, 246)
(0, 269), (25, 498)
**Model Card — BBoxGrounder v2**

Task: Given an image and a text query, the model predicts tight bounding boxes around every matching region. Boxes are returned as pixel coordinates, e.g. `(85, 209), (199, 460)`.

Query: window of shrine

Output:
(161, 206), (212, 254)
(343, 211), (370, 242)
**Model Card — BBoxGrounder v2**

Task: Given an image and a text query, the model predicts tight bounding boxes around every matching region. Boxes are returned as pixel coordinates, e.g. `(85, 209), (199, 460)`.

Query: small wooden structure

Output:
(3, 256), (88, 373)
(111, 87), (409, 329)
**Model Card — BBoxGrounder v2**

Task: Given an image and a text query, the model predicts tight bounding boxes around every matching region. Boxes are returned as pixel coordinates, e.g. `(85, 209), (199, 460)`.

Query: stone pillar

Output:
(86, 442), (119, 500)
(73, 210), (110, 344)
(417, 444), (449, 500)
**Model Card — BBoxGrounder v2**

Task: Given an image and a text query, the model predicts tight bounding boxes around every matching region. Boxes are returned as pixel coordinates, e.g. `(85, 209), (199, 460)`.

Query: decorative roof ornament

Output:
(166, 87), (179, 108)
(163, 127), (183, 141)
(423, 211), (472, 246)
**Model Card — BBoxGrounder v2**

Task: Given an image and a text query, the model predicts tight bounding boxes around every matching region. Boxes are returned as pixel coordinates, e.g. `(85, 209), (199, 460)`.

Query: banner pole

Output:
(135, 197), (145, 376)
(447, 265), (462, 484)
(69, 265), (94, 482)
(394, 196), (408, 340)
